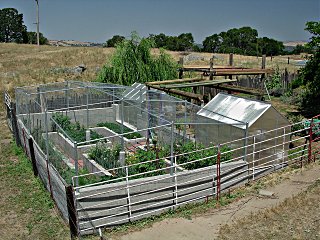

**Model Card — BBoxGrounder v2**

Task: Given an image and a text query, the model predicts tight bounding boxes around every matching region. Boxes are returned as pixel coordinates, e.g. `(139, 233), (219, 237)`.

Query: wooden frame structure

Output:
(147, 54), (273, 103)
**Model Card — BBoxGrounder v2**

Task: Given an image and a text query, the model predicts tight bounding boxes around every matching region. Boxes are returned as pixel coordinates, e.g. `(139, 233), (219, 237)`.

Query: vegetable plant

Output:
(52, 112), (103, 142)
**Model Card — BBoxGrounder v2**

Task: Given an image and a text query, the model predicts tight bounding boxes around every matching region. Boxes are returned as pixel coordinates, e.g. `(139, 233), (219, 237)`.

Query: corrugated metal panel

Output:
(122, 83), (146, 101)
(197, 93), (271, 129)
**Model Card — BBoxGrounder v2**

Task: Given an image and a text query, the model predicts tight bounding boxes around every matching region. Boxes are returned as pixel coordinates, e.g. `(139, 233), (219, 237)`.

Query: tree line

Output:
(0, 8), (48, 45)
(107, 27), (313, 56)
(0, 7), (313, 56)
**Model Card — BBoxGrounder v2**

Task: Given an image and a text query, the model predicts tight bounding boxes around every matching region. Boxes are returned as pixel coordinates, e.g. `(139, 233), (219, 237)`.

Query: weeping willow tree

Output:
(97, 33), (178, 85)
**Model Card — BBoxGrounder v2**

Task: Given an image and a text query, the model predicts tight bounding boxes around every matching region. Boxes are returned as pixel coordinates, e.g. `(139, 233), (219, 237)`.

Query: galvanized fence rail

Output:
(72, 120), (318, 236)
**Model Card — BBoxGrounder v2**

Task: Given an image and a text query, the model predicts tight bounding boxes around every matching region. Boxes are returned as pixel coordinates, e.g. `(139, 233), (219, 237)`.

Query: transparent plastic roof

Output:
(197, 93), (272, 129)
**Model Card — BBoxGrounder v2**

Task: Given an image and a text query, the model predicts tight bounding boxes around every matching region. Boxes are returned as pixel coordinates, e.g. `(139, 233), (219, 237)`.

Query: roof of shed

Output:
(197, 93), (272, 129)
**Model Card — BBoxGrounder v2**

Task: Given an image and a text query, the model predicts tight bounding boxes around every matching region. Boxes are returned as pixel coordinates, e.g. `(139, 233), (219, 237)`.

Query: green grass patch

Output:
(0, 142), (69, 239)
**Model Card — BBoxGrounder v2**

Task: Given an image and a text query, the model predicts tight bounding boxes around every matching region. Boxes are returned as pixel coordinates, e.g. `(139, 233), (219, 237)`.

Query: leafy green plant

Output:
(52, 112), (103, 142)
(174, 141), (232, 170)
(97, 122), (142, 139)
(88, 143), (121, 170)
(126, 146), (170, 178)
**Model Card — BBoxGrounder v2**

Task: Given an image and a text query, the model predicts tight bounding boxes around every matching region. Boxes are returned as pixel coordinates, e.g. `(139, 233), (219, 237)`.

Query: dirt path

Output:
(113, 164), (320, 240)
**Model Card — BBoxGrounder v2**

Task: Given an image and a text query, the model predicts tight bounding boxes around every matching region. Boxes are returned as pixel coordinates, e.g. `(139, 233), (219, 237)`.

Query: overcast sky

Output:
(1, 0), (319, 43)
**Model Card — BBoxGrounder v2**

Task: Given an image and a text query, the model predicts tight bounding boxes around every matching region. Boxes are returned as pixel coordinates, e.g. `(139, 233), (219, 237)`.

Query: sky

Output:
(0, 0), (319, 43)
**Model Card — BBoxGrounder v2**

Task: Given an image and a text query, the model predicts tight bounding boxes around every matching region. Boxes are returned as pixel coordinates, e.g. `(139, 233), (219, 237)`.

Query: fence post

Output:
(308, 118), (314, 164)
(170, 121), (174, 176)
(178, 57), (184, 79)
(44, 108), (54, 198)
(86, 86), (89, 128)
(28, 138), (38, 176)
(282, 128), (286, 168)
(174, 156), (178, 207)
(216, 144), (221, 201)
(229, 53), (233, 79)
(125, 166), (132, 222)
(74, 141), (79, 189)
(66, 185), (79, 239)
(11, 102), (22, 147)
(261, 55), (266, 69)
(252, 136), (256, 180)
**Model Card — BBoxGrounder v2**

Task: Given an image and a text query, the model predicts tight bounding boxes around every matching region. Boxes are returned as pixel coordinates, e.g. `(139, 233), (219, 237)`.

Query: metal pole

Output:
(125, 166), (132, 222)
(282, 128), (286, 168)
(120, 99), (124, 151)
(66, 80), (69, 111)
(183, 100), (187, 142)
(35, 0), (40, 46)
(252, 136), (256, 180)
(44, 107), (53, 198)
(308, 118), (313, 163)
(216, 144), (221, 201)
(174, 156), (178, 206)
(170, 121), (174, 176)
(74, 141), (79, 189)
(86, 86), (89, 128)
(244, 122), (249, 162)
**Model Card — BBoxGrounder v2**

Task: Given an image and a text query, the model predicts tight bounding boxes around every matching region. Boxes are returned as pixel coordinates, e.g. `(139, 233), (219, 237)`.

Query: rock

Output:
(74, 64), (87, 74)
(258, 189), (275, 197)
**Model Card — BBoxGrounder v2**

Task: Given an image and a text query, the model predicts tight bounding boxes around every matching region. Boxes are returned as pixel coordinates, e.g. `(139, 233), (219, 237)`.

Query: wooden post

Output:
(28, 138), (38, 176)
(261, 55), (266, 69)
(261, 55), (266, 84)
(229, 53), (234, 66)
(229, 53), (233, 79)
(66, 185), (78, 239)
(284, 68), (289, 90)
(209, 57), (214, 80)
(178, 57), (184, 79)
(287, 57), (290, 64)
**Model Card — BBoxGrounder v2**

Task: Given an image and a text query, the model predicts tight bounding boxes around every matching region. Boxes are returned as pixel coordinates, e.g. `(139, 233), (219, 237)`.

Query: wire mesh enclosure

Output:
(11, 80), (317, 238)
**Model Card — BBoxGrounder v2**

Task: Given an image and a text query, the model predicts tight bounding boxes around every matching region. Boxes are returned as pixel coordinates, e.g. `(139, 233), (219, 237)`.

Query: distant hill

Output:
(283, 41), (308, 52)
(48, 40), (104, 47)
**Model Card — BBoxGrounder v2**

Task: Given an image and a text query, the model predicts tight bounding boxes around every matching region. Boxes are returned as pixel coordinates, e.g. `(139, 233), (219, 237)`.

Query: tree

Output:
(149, 33), (168, 48)
(0, 8), (27, 43)
(203, 33), (221, 53)
(177, 33), (194, 51)
(296, 21), (320, 116)
(26, 31), (48, 45)
(257, 37), (284, 56)
(97, 33), (178, 85)
(106, 35), (125, 47)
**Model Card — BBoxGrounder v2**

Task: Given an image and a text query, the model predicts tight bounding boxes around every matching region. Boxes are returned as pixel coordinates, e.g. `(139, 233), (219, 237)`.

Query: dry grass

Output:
(0, 43), (304, 97)
(0, 43), (115, 97)
(219, 179), (320, 240)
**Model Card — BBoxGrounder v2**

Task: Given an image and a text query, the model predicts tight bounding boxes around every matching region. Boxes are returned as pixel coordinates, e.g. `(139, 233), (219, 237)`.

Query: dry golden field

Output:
(0, 43), (304, 98)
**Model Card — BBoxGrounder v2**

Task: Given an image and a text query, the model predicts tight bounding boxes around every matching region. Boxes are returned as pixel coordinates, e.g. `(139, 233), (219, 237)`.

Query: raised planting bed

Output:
(173, 141), (232, 170)
(97, 122), (142, 139)
(86, 143), (170, 180)
(52, 112), (103, 142)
